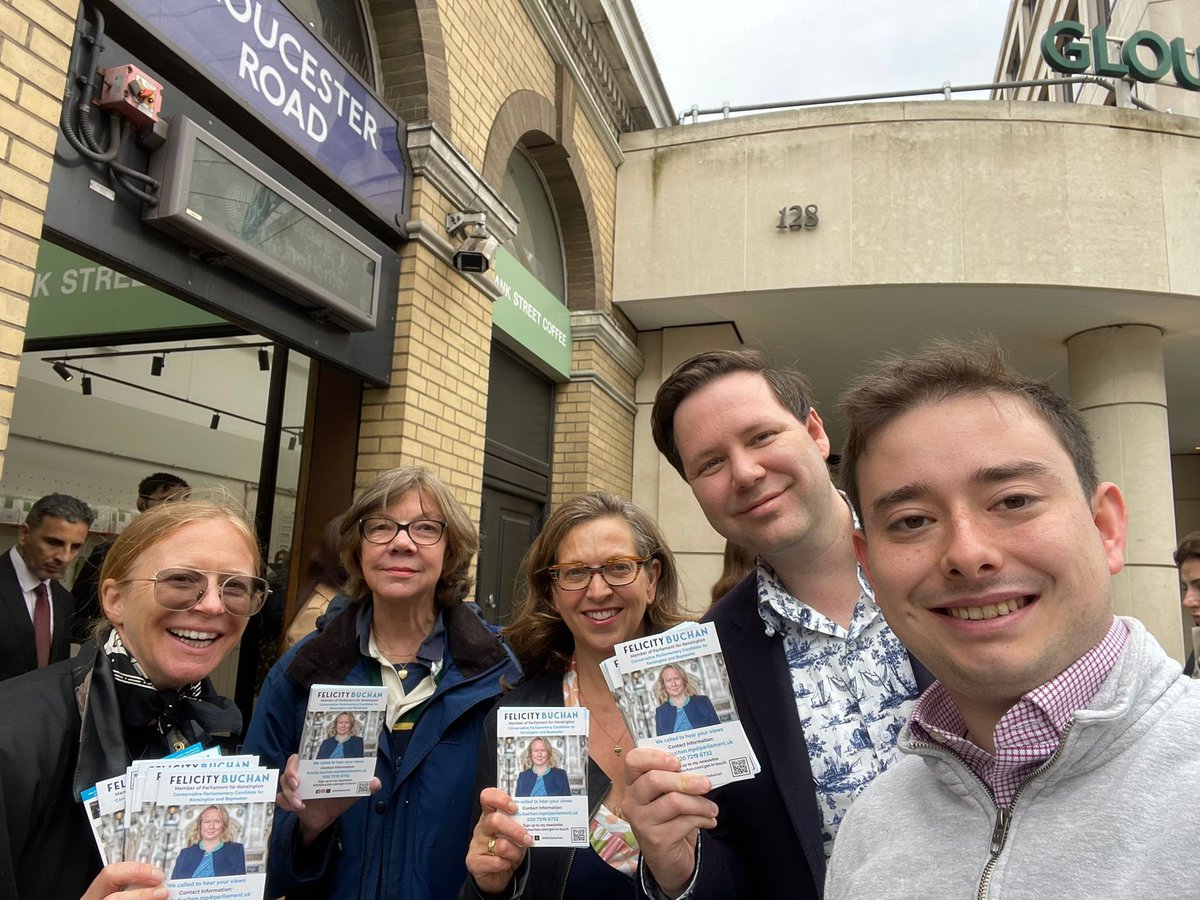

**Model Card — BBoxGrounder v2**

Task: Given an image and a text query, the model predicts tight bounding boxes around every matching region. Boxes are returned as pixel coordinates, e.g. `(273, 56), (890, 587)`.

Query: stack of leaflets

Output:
(495, 707), (590, 847)
(602, 622), (760, 788)
(83, 746), (278, 899)
(295, 684), (388, 799)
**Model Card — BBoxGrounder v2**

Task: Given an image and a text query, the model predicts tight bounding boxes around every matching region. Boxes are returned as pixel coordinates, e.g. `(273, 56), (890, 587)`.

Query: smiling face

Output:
(661, 665), (686, 698)
(1182, 558), (1200, 627)
(853, 393), (1126, 722)
(360, 490), (446, 613)
(672, 371), (838, 567)
(551, 516), (659, 668)
(101, 518), (255, 690)
(199, 807), (224, 844)
(335, 713), (354, 736)
(529, 739), (549, 767)
(17, 516), (89, 581)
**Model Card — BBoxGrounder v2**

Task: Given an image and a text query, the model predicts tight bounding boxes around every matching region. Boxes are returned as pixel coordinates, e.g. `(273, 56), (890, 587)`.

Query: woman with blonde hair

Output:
(653, 663), (720, 735)
(246, 466), (520, 900)
(0, 499), (264, 899)
(514, 736), (569, 798)
(316, 712), (364, 759)
(171, 804), (246, 879)
(463, 491), (690, 900)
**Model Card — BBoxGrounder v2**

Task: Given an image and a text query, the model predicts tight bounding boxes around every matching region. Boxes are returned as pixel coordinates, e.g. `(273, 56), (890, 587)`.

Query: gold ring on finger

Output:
(487, 837), (497, 856)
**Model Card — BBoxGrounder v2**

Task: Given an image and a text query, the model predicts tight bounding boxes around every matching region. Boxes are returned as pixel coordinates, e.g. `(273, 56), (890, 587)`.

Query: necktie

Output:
(33, 582), (51, 667)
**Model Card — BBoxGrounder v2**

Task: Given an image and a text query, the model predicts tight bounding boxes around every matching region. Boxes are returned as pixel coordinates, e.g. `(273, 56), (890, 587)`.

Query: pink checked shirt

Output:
(908, 617), (1129, 808)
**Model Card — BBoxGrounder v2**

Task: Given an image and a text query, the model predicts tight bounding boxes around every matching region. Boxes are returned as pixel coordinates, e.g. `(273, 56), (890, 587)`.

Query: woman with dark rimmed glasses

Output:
(462, 491), (690, 900)
(0, 498), (264, 900)
(245, 466), (520, 900)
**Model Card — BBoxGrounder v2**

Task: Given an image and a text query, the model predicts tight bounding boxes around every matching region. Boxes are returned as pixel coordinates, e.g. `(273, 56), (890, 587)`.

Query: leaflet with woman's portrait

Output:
(297, 684), (387, 799)
(610, 622), (759, 788)
(495, 707), (589, 847)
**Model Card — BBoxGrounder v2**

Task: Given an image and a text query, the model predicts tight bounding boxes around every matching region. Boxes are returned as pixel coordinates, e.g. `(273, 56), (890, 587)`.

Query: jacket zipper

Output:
(909, 724), (1074, 900)
(557, 782), (606, 900)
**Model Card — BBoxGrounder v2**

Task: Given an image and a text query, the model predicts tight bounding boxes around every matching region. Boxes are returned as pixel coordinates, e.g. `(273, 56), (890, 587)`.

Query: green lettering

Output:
(1123, 30), (1172, 82)
(1091, 26), (1128, 77)
(1170, 38), (1200, 91)
(1041, 20), (1089, 74)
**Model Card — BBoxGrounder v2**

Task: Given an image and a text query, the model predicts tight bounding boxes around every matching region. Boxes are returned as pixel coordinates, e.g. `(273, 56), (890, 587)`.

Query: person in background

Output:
(245, 466), (520, 900)
(284, 517), (347, 649)
(463, 491), (689, 900)
(709, 541), (754, 609)
(0, 493), (94, 681)
(0, 498), (262, 899)
(71, 472), (190, 642)
(1175, 531), (1200, 677)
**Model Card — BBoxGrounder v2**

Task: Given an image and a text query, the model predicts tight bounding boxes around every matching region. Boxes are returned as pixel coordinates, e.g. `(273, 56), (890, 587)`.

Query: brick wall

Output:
(0, 0), (75, 473)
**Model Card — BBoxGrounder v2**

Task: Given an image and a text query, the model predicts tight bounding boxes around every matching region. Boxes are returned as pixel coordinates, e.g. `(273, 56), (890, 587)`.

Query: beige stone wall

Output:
(0, 0), (75, 475)
(570, 109), (616, 312)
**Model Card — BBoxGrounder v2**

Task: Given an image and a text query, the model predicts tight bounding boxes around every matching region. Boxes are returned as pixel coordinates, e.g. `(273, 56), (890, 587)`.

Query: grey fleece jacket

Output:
(825, 617), (1200, 900)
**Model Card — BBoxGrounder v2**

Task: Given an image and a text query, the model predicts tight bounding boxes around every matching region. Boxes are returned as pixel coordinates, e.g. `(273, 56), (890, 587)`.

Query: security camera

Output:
(446, 211), (499, 274)
(452, 233), (499, 273)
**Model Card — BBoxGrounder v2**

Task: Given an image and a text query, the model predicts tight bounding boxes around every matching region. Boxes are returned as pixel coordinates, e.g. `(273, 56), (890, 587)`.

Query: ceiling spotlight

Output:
(209, 412), (220, 430)
(81, 375), (93, 396)
(258, 347), (271, 371)
(52, 361), (73, 382)
(151, 355), (165, 376)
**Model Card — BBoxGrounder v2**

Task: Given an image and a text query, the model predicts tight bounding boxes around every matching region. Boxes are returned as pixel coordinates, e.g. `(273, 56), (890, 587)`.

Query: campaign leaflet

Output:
(297, 684), (387, 799)
(150, 759), (278, 900)
(83, 743), (214, 865)
(612, 622), (759, 788)
(496, 707), (589, 847)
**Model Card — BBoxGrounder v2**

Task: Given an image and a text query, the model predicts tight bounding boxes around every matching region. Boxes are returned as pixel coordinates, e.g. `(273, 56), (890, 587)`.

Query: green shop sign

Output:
(492, 247), (571, 380)
(1041, 20), (1200, 90)
(28, 241), (223, 341)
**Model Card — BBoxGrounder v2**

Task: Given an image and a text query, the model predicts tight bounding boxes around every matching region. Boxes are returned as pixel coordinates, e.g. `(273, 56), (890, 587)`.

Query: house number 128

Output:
(777, 205), (819, 231)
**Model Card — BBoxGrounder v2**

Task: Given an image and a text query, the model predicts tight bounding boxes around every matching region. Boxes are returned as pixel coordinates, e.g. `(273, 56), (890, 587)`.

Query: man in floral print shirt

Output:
(623, 349), (930, 900)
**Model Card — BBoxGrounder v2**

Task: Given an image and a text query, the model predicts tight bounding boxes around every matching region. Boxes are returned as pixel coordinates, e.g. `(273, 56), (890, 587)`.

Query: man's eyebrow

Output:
(870, 482), (931, 514)
(869, 462), (1056, 515)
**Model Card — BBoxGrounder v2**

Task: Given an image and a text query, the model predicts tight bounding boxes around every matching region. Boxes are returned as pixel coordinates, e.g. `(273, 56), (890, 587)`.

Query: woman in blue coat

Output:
(513, 738), (571, 797)
(653, 664), (720, 735)
(316, 712), (365, 759)
(171, 805), (247, 879)
(244, 467), (520, 900)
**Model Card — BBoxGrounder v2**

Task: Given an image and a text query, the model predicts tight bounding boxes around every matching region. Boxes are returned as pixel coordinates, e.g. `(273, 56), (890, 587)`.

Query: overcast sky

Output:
(632, 0), (1016, 119)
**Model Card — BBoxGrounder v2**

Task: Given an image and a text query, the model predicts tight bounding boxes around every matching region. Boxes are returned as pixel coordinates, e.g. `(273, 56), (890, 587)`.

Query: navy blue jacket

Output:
(687, 574), (934, 900)
(514, 766), (570, 797)
(316, 735), (365, 759)
(171, 841), (246, 879)
(244, 600), (520, 900)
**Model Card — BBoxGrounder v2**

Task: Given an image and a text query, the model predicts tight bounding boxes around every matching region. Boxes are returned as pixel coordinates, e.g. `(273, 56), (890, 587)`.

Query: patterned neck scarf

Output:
(104, 630), (242, 754)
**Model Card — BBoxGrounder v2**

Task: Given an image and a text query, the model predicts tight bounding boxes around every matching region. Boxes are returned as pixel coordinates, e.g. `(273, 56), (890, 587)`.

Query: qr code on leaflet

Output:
(729, 757), (750, 778)
(570, 827), (587, 843)
(356, 782), (370, 792)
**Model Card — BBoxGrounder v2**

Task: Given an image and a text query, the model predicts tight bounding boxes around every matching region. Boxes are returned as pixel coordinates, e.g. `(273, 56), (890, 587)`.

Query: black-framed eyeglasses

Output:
(546, 556), (654, 591)
(359, 516), (447, 546)
(123, 567), (270, 617)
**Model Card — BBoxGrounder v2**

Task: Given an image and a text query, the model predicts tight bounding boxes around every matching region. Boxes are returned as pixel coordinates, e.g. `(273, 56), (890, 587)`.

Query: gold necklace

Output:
(374, 633), (424, 679)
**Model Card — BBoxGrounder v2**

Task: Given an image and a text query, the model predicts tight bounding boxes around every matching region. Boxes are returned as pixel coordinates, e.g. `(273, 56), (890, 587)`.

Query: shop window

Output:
(500, 149), (567, 302)
(280, 0), (377, 87)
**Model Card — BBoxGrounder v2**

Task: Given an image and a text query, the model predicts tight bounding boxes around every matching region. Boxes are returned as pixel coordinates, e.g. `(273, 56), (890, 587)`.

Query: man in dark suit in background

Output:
(71, 472), (189, 641)
(0, 493), (93, 681)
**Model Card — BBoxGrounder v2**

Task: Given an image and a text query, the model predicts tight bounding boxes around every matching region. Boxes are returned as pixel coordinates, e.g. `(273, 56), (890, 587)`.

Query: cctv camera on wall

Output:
(446, 211), (500, 274)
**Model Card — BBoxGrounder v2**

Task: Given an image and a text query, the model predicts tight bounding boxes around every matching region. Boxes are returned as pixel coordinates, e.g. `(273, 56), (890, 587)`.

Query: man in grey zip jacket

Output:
(826, 339), (1200, 899)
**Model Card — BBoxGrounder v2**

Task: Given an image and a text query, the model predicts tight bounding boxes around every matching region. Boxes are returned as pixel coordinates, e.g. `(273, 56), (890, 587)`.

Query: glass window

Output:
(500, 150), (566, 302)
(280, 0), (376, 87)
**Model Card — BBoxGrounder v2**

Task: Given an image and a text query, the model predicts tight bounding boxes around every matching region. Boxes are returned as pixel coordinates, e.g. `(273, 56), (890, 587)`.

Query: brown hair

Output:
(93, 498), (262, 642)
(710, 541), (755, 606)
(1175, 532), (1200, 567)
(505, 491), (690, 678)
(651, 349), (815, 478)
(338, 467), (478, 609)
(838, 338), (1099, 518)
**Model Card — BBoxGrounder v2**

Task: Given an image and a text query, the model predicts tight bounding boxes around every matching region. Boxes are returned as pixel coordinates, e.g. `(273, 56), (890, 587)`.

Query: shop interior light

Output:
(210, 412), (220, 430)
(288, 434), (297, 450)
(52, 361), (73, 382)
(151, 355), (165, 376)
(258, 348), (271, 371)
(81, 375), (93, 396)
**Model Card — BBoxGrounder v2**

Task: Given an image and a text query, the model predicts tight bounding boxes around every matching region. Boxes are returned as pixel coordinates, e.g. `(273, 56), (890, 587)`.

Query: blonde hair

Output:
(186, 805), (235, 845)
(338, 467), (478, 609)
(519, 736), (561, 770)
(325, 712), (361, 739)
(654, 664), (698, 705)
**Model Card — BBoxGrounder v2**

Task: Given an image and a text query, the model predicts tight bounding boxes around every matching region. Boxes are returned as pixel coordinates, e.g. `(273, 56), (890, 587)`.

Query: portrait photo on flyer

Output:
(496, 707), (590, 847)
(297, 684), (388, 799)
